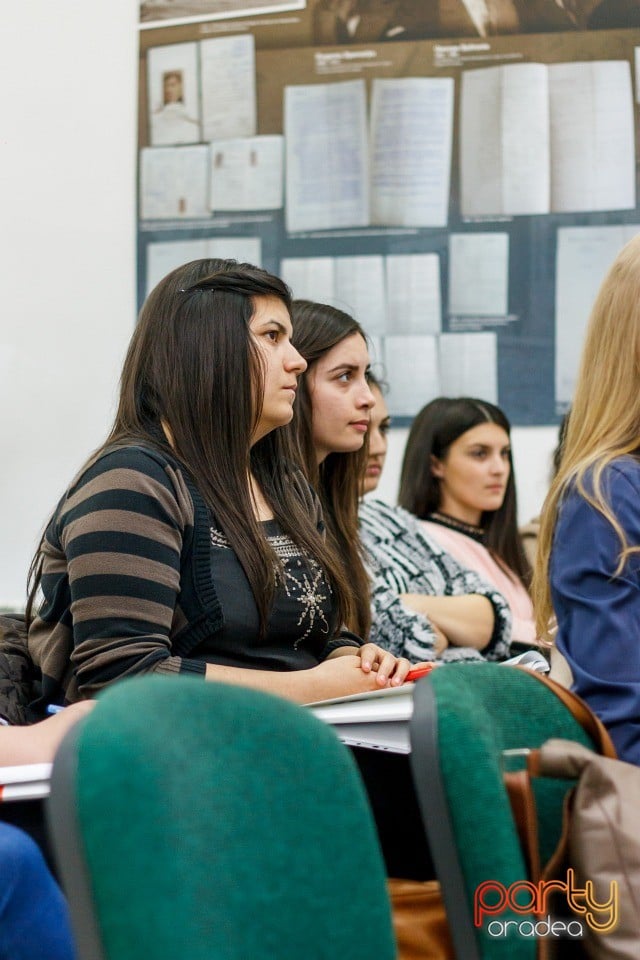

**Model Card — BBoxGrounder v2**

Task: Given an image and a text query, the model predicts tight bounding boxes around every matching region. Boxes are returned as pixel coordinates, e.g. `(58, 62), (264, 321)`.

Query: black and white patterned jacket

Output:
(359, 498), (512, 663)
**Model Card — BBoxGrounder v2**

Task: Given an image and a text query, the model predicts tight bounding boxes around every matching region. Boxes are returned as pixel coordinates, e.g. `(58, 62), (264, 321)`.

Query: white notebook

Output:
(307, 651), (549, 754)
(0, 762), (52, 802)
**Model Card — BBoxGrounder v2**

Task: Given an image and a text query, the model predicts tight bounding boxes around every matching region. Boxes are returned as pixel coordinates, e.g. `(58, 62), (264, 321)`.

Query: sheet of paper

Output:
(370, 77), (454, 228)
(459, 63), (549, 217)
(448, 233), (509, 317)
(146, 237), (262, 294)
(204, 237), (262, 266)
(284, 79), (369, 232)
(383, 335), (440, 417)
(279, 257), (336, 303)
(0, 763), (52, 785)
(385, 254), (441, 335)
(139, 146), (210, 219)
(549, 61), (636, 214)
(309, 682), (413, 709)
(147, 42), (201, 147)
(146, 239), (208, 293)
(555, 225), (640, 405)
(438, 332), (498, 403)
(209, 136), (284, 211)
(0, 763), (52, 801)
(200, 35), (256, 142)
(334, 256), (386, 334)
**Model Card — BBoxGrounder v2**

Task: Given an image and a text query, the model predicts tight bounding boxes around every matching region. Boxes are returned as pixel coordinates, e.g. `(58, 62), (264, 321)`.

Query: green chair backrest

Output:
(410, 662), (597, 960)
(47, 675), (396, 960)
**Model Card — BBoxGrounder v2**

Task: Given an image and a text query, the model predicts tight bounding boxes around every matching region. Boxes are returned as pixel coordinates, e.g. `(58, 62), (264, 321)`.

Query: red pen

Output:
(405, 663), (436, 682)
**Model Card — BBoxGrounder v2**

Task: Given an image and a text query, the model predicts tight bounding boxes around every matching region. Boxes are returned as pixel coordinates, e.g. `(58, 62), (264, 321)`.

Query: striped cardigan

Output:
(27, 443), (345, 714)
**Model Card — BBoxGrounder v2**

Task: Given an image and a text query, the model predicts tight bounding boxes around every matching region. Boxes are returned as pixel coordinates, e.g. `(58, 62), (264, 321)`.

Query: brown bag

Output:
(503, 669), (638, 960)
(387, 878), (455, 960)
(504, 668), (617, 880)
(513, 668), (617, 760)
(529, 739), (640, 960)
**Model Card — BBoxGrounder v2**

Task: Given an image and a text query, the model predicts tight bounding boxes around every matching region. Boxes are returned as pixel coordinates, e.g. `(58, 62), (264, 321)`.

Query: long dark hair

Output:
(398, 397), (531, 587)
(289, 300), (372, 639)
(28, 259), (347, 634)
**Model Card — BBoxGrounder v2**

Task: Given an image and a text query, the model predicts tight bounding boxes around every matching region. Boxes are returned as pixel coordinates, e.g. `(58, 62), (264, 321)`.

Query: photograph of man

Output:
(312, 0), (439, 43)
(439, 0), (640, 35)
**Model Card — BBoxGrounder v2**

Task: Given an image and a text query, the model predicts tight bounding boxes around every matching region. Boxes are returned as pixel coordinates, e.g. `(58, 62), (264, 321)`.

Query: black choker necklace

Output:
(428, 511), (485, 543)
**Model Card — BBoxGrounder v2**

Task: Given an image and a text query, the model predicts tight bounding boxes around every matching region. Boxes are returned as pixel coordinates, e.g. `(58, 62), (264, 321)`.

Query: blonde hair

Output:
(533, 232), (640, 641)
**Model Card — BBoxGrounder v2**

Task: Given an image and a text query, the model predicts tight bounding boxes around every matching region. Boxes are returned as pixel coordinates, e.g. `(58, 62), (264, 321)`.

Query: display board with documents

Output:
(137, 7), (640, 425)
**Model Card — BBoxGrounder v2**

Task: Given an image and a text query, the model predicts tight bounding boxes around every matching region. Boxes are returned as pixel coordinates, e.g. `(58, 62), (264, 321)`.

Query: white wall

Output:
(0, 0), (139, 609)
(0, 1), (557, 609)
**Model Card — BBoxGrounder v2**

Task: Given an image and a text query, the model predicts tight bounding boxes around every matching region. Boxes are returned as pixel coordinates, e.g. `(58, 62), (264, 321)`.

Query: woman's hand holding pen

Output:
(0, 700), (95, 765)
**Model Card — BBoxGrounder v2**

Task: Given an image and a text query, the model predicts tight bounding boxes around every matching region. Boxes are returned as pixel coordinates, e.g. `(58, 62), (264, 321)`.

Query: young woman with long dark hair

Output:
(24, 260), (409, 716)
(398, 397), (534, 647)
(287, 298), (374, 640)
(361, 380), (512, 661)
(288, 306), (512, 886)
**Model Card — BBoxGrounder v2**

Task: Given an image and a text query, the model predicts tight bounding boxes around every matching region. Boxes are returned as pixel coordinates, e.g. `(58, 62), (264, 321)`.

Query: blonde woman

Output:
(533, 233), (640, 765)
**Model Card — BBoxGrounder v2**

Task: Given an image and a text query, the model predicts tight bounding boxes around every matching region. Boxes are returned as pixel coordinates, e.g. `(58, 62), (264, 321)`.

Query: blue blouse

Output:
(550, 456), (640, 765)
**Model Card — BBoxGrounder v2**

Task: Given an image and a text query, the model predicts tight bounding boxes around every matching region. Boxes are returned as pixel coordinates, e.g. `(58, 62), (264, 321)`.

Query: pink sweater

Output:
(420, 521), (536, 646)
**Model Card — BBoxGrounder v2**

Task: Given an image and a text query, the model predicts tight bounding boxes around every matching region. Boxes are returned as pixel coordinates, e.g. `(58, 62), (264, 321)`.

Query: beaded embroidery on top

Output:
(210, 525), (331, 647)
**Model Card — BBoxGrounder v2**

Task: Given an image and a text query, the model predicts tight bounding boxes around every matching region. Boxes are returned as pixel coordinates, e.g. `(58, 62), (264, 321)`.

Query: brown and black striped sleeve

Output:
(42, 446), (205, 698)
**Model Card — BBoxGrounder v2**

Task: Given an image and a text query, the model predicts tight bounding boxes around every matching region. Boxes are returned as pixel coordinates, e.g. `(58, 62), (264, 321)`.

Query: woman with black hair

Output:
(288, 304), (512, 886)
(398, 396), (535, 647)
(24, 260), (409, 715)
(360, 380), (512, 661)
(287, 298), (374, 641)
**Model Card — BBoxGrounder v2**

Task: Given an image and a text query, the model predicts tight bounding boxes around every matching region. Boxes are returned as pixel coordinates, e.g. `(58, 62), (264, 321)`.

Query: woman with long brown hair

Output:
(361, 379), (512, 661)
(398, 397), (534, 647)
(288, 299), (374, 640)
(533, 233), (640, 765)
(24, 260), (409, 717)
(288, 305), (514, 884)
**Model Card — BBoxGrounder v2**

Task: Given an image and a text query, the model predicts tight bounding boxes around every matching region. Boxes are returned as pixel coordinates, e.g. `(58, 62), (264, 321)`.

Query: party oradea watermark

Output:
(474, 869), (618, 941)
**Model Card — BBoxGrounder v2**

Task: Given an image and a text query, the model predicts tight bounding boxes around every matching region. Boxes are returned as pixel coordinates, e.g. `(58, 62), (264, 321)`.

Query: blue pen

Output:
(46, 704), (65, 715)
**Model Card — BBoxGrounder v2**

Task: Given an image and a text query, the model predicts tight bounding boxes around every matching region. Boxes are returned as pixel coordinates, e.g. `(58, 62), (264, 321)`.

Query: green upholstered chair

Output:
(46, 675), (396, 960)
(409, 662), (597, 960)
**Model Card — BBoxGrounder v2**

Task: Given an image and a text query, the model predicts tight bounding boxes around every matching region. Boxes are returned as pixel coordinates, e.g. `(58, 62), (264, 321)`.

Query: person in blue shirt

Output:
(0, 701), (93, 960)
(533, 232), (640, 765)
(0, 823), (76, 960)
